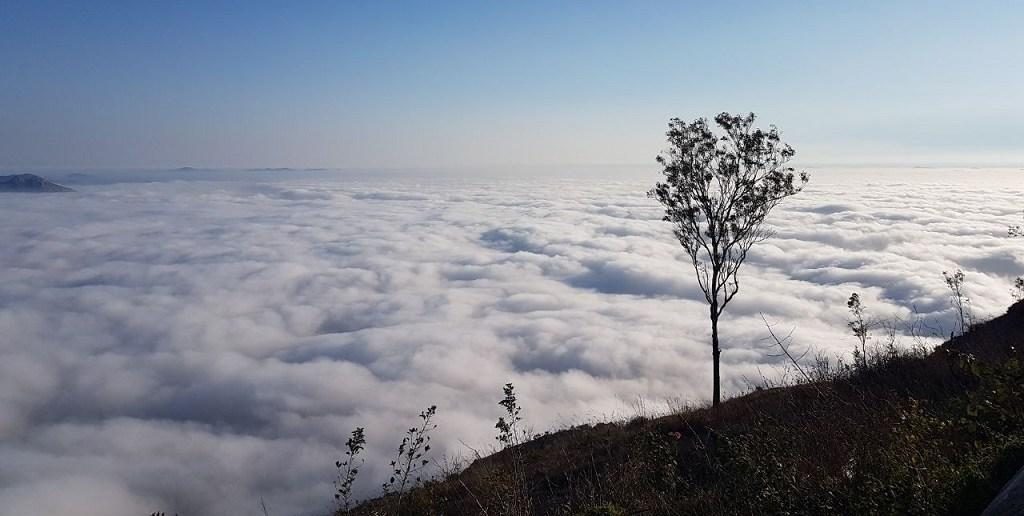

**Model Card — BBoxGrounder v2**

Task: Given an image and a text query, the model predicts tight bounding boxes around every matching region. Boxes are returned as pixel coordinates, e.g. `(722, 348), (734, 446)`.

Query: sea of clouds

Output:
(0, 167), (1021, 515)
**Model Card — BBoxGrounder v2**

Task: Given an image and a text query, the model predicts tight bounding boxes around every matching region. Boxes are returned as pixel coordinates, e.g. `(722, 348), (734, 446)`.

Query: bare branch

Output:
(760, 313), (816, 387)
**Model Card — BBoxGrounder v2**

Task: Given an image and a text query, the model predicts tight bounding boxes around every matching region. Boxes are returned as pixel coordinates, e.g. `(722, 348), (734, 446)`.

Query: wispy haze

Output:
(2, 1), (1022, 169)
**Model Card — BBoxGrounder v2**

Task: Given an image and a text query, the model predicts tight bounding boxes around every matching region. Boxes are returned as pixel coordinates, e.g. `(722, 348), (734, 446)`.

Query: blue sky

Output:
(2, 1), (1021, 169)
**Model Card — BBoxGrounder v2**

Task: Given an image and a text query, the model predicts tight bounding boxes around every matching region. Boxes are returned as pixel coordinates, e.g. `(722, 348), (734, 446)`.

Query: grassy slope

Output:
(345, 301), (1024, 515)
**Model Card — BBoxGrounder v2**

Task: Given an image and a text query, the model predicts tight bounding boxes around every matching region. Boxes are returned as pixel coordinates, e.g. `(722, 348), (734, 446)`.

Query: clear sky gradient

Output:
(2, 1), (1021, 169)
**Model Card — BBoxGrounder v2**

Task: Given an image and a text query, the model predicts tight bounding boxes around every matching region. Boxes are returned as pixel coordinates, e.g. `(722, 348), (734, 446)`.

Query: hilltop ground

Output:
(343, 301), (1024, 515)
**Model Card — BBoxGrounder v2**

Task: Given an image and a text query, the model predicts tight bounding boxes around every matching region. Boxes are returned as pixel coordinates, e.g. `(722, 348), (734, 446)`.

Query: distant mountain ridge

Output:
(0, 174), (75, 192)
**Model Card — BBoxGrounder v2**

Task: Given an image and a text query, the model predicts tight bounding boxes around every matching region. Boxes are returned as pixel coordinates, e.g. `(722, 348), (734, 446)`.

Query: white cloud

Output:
(0, 168), (1021, 515)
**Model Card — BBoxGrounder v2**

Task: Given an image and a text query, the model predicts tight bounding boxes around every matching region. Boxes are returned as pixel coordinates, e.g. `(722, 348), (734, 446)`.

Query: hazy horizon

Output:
(4, 1), (1024, 169)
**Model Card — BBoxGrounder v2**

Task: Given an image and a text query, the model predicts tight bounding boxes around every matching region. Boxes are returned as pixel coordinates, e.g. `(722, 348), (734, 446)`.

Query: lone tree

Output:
(650, 112), (807, 406)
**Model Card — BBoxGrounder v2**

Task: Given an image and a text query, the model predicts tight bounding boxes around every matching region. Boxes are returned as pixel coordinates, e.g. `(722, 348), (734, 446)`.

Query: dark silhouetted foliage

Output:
(650, 112), (807, 405)
(334, 427), (367, 512)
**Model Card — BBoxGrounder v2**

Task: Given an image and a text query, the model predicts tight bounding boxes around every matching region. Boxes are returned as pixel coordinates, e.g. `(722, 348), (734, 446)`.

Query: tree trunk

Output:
(710, 305), (721, 407)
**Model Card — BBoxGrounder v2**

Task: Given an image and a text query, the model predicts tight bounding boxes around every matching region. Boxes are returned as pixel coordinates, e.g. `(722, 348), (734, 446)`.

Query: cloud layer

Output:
(1, 168), (1021, 515)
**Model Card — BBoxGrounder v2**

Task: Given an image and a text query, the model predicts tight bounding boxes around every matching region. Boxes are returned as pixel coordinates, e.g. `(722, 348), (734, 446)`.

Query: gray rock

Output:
(984, 465), (1024, 516)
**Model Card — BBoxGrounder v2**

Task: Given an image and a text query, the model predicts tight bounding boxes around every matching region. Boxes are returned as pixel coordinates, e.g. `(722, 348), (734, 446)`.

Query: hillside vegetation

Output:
(342, 301), (1024, 515)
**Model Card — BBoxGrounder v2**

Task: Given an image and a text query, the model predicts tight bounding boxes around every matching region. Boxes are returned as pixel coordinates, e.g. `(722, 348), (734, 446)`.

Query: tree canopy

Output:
(650, 112), (807, 405)
(650, 112), (807, 314)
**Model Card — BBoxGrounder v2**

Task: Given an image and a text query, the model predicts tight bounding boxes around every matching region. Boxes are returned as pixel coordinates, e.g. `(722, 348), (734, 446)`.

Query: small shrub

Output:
(1009, 211), (1022, 237)
(334, 427), (367, 512)
(493, 382), (532, 516)
(847, 292), (871, 368)
(944, 269), (975, 336)
(496, 383), (530, 448)
(382, 405), (438, 512)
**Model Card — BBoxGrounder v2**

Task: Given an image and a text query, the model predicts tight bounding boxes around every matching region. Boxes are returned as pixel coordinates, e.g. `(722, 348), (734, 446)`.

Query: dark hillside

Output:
(944, 300), (1024, 360)
(345, 301), (1024, 515)
(0, 173), (75, 192)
